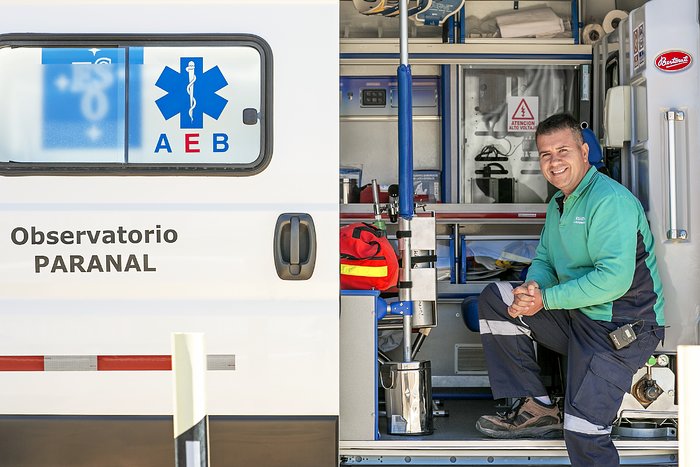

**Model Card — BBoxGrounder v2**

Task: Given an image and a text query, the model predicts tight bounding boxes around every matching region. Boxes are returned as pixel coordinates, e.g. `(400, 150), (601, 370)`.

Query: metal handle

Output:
(664, 110), (688, 240)
(290, 216), (300, 274)
(379, 364), (397, 390)
(273, 213), (316, 280)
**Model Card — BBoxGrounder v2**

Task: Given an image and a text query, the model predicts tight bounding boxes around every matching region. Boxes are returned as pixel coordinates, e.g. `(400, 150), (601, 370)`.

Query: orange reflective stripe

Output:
(340, 264), (388, 277)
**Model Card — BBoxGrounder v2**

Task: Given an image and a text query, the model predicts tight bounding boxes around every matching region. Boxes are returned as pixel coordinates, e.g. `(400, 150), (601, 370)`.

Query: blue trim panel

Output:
(341, 289), (381, 297)
(572, 0), (580, 44)
(373, 295), (380, 440)
(447, 16), (454, 43)
(440, 65), (451, 203)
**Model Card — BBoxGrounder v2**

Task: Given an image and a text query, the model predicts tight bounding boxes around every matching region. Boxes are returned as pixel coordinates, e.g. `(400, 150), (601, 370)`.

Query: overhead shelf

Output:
(340, 40), (592, 65)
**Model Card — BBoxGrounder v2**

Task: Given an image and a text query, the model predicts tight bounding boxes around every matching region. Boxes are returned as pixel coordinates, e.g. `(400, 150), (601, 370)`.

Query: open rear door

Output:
(0, 2), (339, 465)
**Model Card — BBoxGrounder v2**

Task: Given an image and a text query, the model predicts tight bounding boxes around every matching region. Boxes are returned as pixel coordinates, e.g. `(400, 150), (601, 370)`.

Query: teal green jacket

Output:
(526, 166), (665, 325)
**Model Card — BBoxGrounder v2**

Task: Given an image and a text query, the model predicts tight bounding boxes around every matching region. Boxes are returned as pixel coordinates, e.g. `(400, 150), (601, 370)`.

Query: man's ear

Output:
(581, 142), (589, 162)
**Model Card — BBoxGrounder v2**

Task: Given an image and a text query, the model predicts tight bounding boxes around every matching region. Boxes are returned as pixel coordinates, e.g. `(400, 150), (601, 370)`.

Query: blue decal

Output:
(41, 48), (142, 149)
(155, 57), (228, 129)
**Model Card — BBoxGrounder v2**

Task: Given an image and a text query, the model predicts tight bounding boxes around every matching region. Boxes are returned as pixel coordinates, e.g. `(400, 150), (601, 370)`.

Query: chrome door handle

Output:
(665, 110), (688, 241)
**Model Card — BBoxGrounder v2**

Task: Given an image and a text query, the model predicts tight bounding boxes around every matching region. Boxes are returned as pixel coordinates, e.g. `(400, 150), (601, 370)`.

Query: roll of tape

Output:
(603, 10), (628, 33)
(582, 23), (605, 44)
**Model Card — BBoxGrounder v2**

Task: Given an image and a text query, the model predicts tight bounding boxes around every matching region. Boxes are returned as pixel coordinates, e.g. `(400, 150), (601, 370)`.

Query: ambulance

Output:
(0, 0), (695, 465)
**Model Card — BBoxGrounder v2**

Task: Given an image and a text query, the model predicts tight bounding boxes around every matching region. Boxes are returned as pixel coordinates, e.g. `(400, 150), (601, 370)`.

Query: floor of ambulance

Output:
(378, 398), (517, 441)
(377, 398), (676, 442)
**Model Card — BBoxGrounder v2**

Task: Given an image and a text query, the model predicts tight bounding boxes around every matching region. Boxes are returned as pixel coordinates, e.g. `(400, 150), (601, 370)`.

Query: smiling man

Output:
(474, 113), (665, 467)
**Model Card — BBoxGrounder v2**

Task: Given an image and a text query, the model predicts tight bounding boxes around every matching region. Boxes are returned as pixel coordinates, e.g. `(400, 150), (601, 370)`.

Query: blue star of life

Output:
(155, 57), (228, 130)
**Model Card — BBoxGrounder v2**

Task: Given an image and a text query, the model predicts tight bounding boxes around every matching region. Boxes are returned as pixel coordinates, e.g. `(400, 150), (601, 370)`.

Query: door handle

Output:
(273, 213), (316, 280)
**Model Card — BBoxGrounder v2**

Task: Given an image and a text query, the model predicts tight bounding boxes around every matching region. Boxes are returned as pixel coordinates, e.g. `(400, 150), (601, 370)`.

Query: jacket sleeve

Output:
(525, 220), (559, 290)
(542, 193), (638, 310)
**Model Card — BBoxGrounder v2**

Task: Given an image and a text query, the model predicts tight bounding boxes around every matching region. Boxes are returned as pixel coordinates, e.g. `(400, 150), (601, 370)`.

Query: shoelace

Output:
(496, 397), (526, 421)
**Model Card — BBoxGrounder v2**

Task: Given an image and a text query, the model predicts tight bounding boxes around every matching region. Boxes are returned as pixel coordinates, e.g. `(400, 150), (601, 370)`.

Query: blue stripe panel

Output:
(397, 64), (414, 219)
(440, 65), (451, 202)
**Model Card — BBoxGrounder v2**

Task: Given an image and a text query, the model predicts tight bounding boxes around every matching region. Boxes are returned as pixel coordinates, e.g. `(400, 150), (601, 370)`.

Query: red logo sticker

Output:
(655, 50), (693, 72)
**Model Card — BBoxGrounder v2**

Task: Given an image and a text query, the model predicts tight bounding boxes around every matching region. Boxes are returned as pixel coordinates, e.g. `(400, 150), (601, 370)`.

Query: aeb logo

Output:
(154, 57), (230, 154)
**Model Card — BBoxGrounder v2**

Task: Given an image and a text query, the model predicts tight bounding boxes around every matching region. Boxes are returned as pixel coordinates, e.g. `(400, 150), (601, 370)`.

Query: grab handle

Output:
(664, 110), (688, 241)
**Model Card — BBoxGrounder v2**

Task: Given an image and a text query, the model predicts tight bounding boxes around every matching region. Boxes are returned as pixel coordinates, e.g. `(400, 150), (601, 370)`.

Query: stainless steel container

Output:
(340, 178), (352, 204)
(380, 360), (433, 435)
(340, 178), (359, 204)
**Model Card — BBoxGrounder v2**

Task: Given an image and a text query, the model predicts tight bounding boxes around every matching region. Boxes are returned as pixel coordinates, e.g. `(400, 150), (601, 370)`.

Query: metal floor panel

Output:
(341, 399), (678, 466)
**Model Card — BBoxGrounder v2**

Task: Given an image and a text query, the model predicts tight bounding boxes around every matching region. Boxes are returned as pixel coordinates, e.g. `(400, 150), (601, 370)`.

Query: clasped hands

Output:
(508, 281), (544, 318)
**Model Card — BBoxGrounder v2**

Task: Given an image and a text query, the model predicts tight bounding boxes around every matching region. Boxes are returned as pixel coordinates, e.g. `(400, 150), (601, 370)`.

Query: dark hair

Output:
(535, 113), (583, 145)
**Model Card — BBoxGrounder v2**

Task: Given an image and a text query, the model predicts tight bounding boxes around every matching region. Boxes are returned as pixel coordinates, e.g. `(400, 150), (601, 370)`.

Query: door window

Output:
(0, 35), (272, 175)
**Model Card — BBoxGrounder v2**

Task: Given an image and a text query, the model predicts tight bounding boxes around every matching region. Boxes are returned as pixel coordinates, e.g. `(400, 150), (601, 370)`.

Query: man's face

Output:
(536, 128), (590, 197)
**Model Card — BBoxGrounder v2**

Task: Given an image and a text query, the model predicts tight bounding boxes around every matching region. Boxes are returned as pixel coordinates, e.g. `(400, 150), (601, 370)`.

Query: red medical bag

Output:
(340, 223), (399, 291)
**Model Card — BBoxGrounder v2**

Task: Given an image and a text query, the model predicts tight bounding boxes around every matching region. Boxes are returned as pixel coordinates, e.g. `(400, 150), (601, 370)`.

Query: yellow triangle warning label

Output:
(511, 99), (535, 121)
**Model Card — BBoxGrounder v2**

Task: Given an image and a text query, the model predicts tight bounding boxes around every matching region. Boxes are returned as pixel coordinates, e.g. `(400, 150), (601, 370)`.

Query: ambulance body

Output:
(0, 1), (339, 465)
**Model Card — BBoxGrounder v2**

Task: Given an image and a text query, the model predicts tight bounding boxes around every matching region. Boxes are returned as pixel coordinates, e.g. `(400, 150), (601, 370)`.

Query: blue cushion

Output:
(460, 296), (480, 332)
(582, 128), (604, 169)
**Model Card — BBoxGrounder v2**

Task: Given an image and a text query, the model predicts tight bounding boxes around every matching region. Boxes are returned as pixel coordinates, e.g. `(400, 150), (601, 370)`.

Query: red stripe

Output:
(340, 212), (546, 220)
(435, 212), (546, 220)
(0, 356), (173, 371)
(0, 356), (44, 371)
(97, 355), (172, 371)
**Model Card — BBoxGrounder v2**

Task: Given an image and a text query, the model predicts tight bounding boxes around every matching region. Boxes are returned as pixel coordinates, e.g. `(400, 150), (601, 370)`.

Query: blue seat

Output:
(582, 127), (604, 170)
(461, 296), (480, 332)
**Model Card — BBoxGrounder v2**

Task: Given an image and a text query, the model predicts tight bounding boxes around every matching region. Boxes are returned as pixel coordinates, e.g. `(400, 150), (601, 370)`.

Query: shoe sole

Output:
(475, 421), (563, 439)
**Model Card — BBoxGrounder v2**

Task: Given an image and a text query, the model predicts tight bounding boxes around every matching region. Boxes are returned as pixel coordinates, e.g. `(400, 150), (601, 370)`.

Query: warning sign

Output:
(508, 96), (539, 132)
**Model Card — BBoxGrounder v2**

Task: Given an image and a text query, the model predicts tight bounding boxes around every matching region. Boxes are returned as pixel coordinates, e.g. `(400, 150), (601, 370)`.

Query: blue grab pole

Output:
(397, 63), (414, 220)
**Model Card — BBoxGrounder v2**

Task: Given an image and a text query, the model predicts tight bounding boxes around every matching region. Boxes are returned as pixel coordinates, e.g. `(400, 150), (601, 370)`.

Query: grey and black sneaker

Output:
(475, 397), (562, 439)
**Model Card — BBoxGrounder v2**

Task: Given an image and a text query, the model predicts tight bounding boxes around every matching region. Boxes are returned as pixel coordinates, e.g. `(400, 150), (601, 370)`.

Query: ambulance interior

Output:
(338, 0), (680, 449)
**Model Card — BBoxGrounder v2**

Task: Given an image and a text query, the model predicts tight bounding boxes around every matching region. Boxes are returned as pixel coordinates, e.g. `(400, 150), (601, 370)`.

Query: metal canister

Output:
(380, 360), (434, 435)
(340, 178), (351, 204)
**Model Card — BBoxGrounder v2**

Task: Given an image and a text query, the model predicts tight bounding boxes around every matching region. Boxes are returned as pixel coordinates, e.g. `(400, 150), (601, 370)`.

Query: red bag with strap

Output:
(340, 222), (399, 291)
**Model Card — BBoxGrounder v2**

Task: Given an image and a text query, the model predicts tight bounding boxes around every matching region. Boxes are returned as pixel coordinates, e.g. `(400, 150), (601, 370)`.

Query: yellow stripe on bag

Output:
(340, 264), (388, 277)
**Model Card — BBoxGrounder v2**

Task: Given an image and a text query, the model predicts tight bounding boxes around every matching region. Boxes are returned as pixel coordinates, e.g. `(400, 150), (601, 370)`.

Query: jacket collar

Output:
(554, 165), (597, 202)
(553, 166), (597, 213)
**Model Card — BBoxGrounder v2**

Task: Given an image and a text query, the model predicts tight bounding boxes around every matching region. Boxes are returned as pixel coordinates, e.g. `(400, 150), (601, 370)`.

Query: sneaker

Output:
(475, 397), (562, 439)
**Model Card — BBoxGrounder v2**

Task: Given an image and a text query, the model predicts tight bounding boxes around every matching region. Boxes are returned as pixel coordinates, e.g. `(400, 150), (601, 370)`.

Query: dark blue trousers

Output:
(478, 283), (662, 467)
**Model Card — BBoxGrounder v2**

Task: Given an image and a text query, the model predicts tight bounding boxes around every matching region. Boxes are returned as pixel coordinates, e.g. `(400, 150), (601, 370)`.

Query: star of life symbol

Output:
(155, 57), (228, 129)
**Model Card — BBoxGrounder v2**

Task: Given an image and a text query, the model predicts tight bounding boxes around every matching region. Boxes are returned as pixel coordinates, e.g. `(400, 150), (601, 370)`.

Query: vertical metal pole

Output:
(398, 0), (414, 364)
(399, 218), (412, 363)
(173, 333), (209, 467)
(399, 0), (408, 65)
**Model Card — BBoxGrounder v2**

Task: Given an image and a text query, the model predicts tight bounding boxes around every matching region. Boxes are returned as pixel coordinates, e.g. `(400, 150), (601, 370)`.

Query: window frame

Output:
(0, 33), (273, 176)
